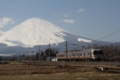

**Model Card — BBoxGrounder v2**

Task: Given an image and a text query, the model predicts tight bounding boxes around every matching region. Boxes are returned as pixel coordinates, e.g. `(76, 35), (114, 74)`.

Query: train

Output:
(56, 49), (104, 61)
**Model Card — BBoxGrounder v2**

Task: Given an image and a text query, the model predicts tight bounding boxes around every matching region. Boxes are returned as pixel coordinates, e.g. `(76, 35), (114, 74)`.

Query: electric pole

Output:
(49, 43), (51, 61)
(39, 47), (40, 61)
(65, 41), (68, 61)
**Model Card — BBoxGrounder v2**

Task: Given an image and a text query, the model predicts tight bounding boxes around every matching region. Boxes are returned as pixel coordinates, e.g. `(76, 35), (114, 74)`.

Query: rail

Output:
(24, 61), (120, 67)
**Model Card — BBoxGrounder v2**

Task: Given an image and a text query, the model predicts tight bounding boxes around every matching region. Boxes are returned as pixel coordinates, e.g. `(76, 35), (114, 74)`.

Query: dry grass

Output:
(0, 72), (120, 80)
(0, 62), (119, 80)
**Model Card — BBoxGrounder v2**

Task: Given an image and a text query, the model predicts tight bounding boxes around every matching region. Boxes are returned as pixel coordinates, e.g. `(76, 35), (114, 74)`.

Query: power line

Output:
(96, 29), (120, 41)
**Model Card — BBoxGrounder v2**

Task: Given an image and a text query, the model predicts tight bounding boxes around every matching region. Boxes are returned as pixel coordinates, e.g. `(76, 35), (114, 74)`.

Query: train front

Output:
(92, 49), (104, 61)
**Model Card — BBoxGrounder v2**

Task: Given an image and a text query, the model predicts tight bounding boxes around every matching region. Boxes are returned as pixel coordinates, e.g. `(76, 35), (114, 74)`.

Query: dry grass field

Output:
(0, 62), (120, 80)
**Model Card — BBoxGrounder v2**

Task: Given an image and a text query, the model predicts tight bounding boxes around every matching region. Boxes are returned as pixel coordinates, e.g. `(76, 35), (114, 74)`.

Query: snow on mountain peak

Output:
(0, 18), (67, 47)
(78, 38), (92, 43)
(0, 18), (92, 47)
(11, 18), (66, 33)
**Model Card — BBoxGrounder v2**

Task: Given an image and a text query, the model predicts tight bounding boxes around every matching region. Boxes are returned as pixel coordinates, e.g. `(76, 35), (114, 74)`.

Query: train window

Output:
(72, 53), (74, 56)
(75, 53), (77, 56)
(84, 53), (85, 56)
(74, 53), (75, 56)
(80, 53), (82, 56)
(67, 53), (70, 56)
(93, 50), (98, 54)
(82, 53), (83, 56)
(76, 53), (78, 56)
(93, 50), (103, 55)
(77, 53), (80, 56)
(77, 53), (79, 56)
(87, 52), (89, 55)
(73, 53), (75, 56)
(74, 53), (76, 56)
(79, 53), (80, 56)
(71, 53), (73, 56)
(70, 53), (72, 56)
(84, 52), (86, 55)
(78, 53), (79, 56)
(88, 52), (89, 55)
(67, 53), (69, 56)
(69, 53), (71, 56)
(82, 53), (84, 56)
(90, 52), (91, 55)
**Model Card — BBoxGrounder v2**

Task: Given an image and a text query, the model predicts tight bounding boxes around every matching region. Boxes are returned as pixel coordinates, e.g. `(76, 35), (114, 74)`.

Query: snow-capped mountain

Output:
(0, 18), (92, 47)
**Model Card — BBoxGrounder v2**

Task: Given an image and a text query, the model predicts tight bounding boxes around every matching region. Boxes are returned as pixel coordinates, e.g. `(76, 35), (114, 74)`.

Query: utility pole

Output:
(27, 52), (28, 60)
(39, 47), (40, 61)
(65, 41), (68, 61)
(49, 43), (51, 61)
(33, 51), (34, 61)
(33, 50), (35, 61)
(82, 46), (85, 50)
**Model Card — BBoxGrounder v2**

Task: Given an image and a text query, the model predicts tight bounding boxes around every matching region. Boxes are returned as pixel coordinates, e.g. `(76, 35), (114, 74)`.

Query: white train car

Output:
(56, 49), (104, 61)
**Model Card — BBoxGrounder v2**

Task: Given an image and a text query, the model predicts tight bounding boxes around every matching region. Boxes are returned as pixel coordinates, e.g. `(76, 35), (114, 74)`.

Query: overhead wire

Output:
(90, 29), (120, 48)
(95, 29), (120, 41)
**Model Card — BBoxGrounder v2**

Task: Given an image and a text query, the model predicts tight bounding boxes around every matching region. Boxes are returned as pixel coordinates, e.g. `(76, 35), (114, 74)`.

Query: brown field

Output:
(0, 62), (120, 80)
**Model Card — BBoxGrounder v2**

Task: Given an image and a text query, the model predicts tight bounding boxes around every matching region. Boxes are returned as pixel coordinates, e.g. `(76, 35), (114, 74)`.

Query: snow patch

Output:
(0, 54), (15, 57)
(78, 38), (92, 43)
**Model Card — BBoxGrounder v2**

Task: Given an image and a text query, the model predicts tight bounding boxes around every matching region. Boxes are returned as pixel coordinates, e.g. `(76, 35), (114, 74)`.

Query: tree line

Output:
(35, 48), (58, 60)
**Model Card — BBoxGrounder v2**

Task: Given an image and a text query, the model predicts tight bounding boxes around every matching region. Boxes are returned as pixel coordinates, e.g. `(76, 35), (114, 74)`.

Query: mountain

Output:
(0, 18), (92, 47)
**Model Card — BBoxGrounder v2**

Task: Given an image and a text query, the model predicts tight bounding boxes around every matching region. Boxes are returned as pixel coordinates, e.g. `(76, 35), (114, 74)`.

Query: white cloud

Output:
(0, 17), (14, 28)
(63, 19), (75, 24)
(79, 8), (85, 13)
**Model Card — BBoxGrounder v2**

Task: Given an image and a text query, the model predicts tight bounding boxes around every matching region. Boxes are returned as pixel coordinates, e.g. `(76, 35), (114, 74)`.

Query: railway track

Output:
(24, 61), (120, 67)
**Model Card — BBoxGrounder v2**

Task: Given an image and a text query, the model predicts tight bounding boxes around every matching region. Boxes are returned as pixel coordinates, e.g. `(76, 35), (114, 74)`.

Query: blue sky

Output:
(0, 0), (120, 42)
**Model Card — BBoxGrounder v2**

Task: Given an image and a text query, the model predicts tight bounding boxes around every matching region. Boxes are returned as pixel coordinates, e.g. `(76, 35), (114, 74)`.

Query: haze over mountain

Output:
(0, 18), (92, 47)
